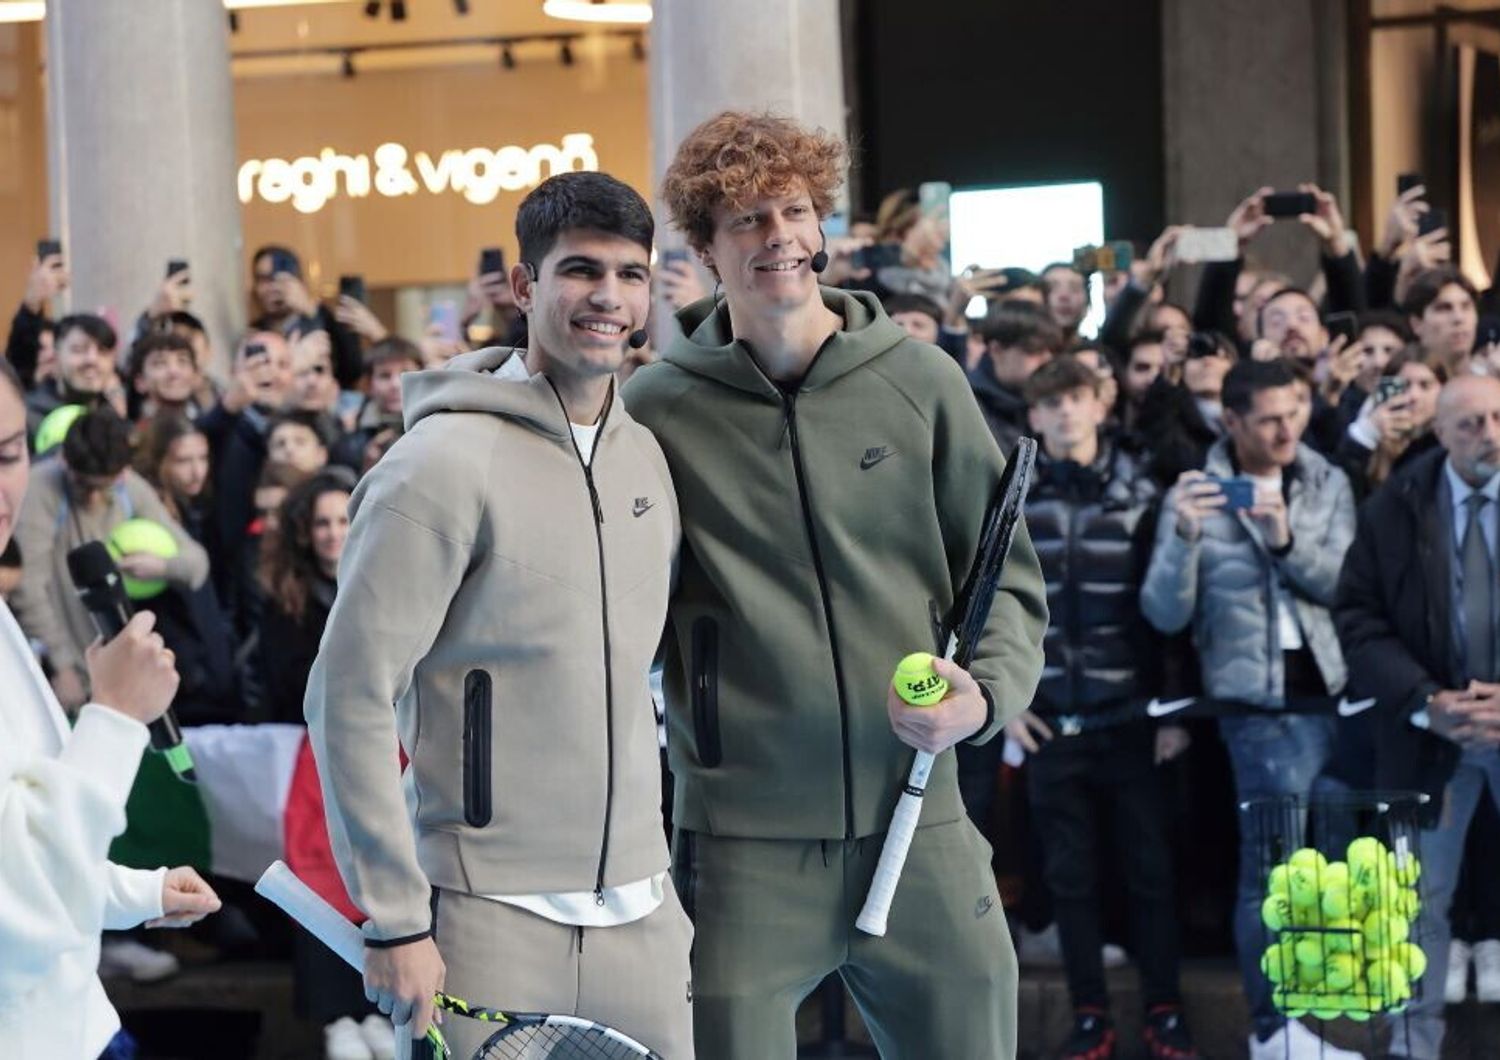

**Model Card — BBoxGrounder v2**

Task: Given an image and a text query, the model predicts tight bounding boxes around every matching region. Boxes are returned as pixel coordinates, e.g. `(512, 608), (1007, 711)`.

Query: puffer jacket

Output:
(1027, 438), (1160, 716)
(1140, 439), (1354, 705)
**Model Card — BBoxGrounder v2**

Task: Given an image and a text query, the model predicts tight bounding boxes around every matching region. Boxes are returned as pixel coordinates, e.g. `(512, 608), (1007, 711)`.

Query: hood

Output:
(399, 345), (618, 441)
(663, 285), (909, 396)
(967, 355), (1027, 416)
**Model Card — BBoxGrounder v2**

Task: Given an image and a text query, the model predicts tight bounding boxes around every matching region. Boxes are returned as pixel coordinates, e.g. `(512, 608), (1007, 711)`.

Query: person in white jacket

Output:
(0, 357), (221, 1059)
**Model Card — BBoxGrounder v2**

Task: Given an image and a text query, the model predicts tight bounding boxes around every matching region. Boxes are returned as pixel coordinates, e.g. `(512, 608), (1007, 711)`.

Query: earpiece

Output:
(628, 329), (649, 350)
(810, 229), (829, 274)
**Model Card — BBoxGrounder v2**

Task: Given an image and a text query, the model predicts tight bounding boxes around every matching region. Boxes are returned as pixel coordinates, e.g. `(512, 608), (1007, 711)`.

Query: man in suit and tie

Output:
(1336, 372), (1500, 1060)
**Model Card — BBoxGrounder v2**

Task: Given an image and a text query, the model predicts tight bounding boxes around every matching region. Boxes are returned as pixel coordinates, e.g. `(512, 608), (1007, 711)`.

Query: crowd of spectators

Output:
(8, 176), (1500, 1060)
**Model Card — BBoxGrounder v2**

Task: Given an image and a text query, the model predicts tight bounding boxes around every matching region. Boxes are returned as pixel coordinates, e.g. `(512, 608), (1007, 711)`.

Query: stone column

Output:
(1161, 0), (1349, 285)
(649, 0), (846, 220)
(46, 0), (244, 371)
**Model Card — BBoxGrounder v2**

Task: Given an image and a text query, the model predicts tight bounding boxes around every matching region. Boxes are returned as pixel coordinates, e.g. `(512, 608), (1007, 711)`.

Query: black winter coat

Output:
(1026, 439), (1162, 718)
(1334, 447), (1463, 822)
(968, 357), (1030, 454)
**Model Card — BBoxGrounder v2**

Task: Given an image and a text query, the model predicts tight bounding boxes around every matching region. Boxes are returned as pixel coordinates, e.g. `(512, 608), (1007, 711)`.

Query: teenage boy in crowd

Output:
(1012, 357), (1198, 1060)
(625, 110), (1047, 1059)
(305, 171), (692, 1060)
(1141, 359), (1358, 1060)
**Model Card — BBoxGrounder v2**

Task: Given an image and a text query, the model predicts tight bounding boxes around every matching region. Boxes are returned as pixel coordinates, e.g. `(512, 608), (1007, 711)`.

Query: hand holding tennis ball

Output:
(886, 653), (988, 755)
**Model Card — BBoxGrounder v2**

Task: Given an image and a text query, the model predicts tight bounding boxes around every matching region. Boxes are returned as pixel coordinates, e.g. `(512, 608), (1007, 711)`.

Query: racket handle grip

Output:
(856, 750), (934, 937)
(255, 860), (367, 972)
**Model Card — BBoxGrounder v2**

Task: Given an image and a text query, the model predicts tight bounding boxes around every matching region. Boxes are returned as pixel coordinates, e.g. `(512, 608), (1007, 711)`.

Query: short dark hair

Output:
(61, 407), (133, 477)
(882, 293), (943, 326)
(980, 300), (1063, 354)
(163, 309), (207, 335)
(1128, 327), (1168, 355)
(55, 313), (117, 352)
(1024, 355), (1100, 407)
(1402, 265), (1478, 319)
(516, 171), (654, 270)
(268, 409), (337, 451)
(127, 331), (197, 387)
(1222, 358), (1296, 416)
(252, 244), (301, 275)
(1356, 309), (1413, 344)
(364, 336), (424, 374)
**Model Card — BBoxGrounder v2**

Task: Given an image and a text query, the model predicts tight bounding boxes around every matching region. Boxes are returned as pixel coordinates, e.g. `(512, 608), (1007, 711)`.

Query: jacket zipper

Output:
(782, 390), (856, 839)
(548, 381), (616, 903)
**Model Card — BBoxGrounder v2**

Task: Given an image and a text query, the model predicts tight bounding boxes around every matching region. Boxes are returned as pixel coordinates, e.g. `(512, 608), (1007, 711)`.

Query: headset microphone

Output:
(627, 329), (649, 350)
(810, 229), (829, 275)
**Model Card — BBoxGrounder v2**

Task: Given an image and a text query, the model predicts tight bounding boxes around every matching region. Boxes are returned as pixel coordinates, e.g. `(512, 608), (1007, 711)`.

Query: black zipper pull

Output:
(778, 394), (794, 449)
(585, 472), (604, 524)
(594, 886), (605, 906)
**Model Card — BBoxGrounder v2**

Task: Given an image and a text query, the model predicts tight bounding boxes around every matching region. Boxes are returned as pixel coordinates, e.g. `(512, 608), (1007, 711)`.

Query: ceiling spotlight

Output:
(342, 52), (356, 78)
(228, 10), (240, 32)
(559, 40), (574, 65)
(453, 0), (470, 12)
(390, 0), (406, 19)
(500, 44), (516, 69)
(544, 0), (652, 25)
(363, 1), (381, 16)
(631, 35), (645, 61)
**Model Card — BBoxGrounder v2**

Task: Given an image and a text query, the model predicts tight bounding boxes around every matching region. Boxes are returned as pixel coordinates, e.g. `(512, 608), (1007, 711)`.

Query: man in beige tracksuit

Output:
(305, 172), (693, 1059)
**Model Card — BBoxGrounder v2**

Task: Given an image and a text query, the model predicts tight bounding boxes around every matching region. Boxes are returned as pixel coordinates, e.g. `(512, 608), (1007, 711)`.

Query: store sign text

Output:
(237, 134), (600, 214)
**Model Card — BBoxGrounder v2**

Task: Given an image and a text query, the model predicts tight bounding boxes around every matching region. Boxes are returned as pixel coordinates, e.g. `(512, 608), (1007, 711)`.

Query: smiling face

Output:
(139, 345), (199, 406)
(1260, 290), (1327, 363)
(513, 228), (651, 384)
(702, 186), (822, 318)
(57, 327), (109, 394)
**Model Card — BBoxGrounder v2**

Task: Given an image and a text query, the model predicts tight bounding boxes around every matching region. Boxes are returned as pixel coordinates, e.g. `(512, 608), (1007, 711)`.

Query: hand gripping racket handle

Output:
(256, 861), (436, 1060)
(855, 750), (935, 936)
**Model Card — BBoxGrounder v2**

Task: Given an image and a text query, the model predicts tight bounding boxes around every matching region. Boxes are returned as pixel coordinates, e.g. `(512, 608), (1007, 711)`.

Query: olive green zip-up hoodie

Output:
(306, 347), (678, 945)
(622, 287), (1047, 840)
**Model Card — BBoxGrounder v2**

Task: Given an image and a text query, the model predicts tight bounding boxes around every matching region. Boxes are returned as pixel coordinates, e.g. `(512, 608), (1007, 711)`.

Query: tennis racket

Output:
(856, 436), (1037, 936)
(255, 861), (662, 1060)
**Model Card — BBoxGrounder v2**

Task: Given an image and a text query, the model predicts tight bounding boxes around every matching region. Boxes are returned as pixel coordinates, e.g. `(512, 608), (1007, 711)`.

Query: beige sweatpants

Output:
(429, 884), (696, 1059)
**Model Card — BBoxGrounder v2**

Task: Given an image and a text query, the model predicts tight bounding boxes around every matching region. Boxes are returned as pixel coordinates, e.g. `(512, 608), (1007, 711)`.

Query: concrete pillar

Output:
(1161, 0), (1349, 285)
(649, 0), (847, 221)
(46, 0), (244, 370)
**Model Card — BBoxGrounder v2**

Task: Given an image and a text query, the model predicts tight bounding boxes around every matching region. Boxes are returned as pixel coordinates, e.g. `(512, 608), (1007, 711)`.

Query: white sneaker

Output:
(1248, 1018), (1365, 1060)
(1102, 942), (1128, 968)
(359, 1014), (397, 1060)
(1447, 938), (1473, 1003)
(1473, 938), (1500, 1002)
(324, 1017), (374, 1060)
(98, 938), (180, 983)
(1017, 922), (1128, 969)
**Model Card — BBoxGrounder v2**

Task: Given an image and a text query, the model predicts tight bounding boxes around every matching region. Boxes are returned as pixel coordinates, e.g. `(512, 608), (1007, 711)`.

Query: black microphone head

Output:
(810, 250), (829, 274)
(67, 541), (121, 591)
(628, 329), (649, 350)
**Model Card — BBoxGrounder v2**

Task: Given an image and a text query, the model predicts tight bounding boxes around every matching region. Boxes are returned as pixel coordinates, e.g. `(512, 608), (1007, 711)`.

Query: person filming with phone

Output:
(1140, 358), (1359, 1060)
(0, 358), (221, 1059)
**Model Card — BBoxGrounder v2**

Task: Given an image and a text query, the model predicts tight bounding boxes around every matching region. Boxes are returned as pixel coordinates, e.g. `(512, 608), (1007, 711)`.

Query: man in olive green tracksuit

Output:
(624, 112), (1047, 1058)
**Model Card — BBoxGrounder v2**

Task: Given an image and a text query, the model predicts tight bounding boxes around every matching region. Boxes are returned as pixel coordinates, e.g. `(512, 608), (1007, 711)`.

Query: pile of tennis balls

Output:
(1259, 838), (1425, 1019)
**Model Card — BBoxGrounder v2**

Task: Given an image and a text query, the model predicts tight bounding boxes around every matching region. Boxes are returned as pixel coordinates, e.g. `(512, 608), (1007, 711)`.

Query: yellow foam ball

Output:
(105, 518), (180, 600)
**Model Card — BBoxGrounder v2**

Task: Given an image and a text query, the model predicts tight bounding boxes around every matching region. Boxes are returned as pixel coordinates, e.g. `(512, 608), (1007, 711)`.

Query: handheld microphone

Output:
(810, 229), (829, 275)
(66, 542), (196, 783)
(627, 328), (649, 350)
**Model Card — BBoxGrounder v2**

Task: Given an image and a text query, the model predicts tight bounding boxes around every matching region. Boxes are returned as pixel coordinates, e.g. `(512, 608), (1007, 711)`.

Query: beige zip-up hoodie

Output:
(305, 348), (679, 945)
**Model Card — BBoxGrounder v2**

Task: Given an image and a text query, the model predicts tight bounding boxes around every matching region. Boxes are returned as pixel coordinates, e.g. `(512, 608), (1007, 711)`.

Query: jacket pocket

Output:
(462, 669), (493, 828)
(690, 617), (723, 768)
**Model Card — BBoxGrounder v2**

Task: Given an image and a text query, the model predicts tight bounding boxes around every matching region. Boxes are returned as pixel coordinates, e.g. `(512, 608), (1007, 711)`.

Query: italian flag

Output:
(109, 724), (363, 921)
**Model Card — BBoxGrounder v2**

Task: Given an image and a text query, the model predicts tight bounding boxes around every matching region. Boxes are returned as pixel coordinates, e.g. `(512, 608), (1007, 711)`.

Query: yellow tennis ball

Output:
(34, 403), (86, 455)
(1262, 892), (1294, 932)
(1319, 862), (1351, 920)
(1262, 940), (1298, 984)
(1294, 934), (1330, 970)
(1347, 837), (1387, 889)
(1267, 864), (1293, 900)
(1323, 951), (1359, 991)
(1391, 851), (1422, 887)
(1392, 886), (1420, 921)
(891, 652), (948, 706)
(1367, 958), (1411, 1004)
(1322, 918), (1359, 954)
(1287, 848), (1327, 909)
(1394, 941), (1427, 981)
(105, 518), (180, 600)
(1362, 910), (1409, 951)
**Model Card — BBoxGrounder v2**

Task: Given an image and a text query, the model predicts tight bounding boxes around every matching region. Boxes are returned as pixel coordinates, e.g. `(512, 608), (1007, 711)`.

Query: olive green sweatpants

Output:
(674, 816), (1016, 1059)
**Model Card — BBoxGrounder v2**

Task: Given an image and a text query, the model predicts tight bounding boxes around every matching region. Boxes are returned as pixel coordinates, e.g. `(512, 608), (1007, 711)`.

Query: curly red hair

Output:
(661, 111), (847, 249)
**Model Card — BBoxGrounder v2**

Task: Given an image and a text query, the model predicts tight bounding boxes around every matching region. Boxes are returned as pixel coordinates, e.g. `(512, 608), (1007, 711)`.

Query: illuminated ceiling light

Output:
(0, 2), (45, 22)
(543, 0), (652, 26)
(500, 44), (516, 69)
(558, 40), (574, 66)
(0, 0), (355, 18)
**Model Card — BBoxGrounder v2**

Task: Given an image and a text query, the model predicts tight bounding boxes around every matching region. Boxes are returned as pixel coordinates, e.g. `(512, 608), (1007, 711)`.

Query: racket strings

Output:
(475, 1023), (644, 1059)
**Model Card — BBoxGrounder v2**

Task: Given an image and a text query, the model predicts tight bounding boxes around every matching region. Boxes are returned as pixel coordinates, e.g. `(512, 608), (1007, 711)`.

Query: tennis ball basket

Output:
(1244, 791), (1430, 1024)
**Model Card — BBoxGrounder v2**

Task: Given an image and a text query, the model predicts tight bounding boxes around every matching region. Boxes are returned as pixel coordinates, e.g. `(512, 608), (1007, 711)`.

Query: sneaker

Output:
(98, 938), (180, 983)
(1447, 939), (1473, 1003)
(359, 1014), (397, 1060)
(1102, 942), (1128, 969)
(1474, 938), (1500, 1002)
(1142, 1004), (1200, 1060)
(1248, 1019), (1365, 1060)
(1054, 1008), (1116, 1060)
(324, 1017), (374, 1060)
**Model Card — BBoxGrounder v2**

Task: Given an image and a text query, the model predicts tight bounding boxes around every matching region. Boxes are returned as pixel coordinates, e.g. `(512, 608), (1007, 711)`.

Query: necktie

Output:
(1463, 493), (1495, 683)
